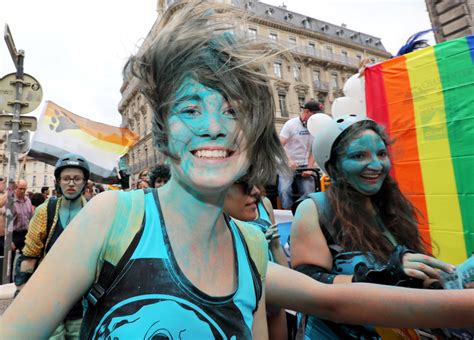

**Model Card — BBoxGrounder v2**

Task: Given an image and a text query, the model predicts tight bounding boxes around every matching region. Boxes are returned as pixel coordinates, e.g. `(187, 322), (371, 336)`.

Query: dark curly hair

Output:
(149, 164), (171, 187)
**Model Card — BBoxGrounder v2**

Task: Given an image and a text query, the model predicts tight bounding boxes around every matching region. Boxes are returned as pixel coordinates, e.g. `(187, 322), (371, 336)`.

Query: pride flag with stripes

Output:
(365, 35), (474, 264)
(29, 101), (139, 183)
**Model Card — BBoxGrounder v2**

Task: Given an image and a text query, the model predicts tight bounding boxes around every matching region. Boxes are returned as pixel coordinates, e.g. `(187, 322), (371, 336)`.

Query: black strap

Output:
(86, 214), (145, 307)
(46, 197), (58, 238)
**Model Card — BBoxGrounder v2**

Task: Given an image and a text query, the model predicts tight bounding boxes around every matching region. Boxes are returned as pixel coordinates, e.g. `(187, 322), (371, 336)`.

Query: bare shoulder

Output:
(71, 190), (120, 238)
(292, 198), (319, 233)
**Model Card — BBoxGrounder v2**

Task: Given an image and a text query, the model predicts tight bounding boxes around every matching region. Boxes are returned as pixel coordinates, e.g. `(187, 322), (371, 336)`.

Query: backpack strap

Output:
(46, 197), (58, 237)
(87, 189), (145, 306)
(232, 218), (269, 281)
(307, 192), (344, 254)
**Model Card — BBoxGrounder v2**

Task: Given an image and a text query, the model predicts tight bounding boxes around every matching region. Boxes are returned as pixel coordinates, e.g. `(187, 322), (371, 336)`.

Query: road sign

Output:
(7, 130), (30, 153)
(4, 24), (20, 68)
(0, 114), (37, 131)
(0, 73), (43, 114)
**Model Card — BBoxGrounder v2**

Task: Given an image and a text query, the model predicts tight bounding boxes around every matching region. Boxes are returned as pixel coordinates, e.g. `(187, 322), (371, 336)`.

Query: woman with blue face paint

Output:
(2, 2), (474, 339)
(290, 114), (470, 339)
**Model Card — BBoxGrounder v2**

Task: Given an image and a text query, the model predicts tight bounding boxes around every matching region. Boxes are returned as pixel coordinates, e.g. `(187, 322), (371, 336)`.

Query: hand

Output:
(265, 224), (281, 245)
(464, 282), (474, 289)
(301, 170), (313, 178)
(288, 160), (298, 170)
(402, 253), (455, 282)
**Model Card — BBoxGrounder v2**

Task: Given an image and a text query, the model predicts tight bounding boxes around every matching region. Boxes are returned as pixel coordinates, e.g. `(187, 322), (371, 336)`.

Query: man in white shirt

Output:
(278, 100), (323, 209)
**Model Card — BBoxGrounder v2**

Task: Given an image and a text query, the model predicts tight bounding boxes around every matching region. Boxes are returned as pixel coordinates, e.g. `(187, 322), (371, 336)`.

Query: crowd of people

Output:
(0, 1), (473, 339)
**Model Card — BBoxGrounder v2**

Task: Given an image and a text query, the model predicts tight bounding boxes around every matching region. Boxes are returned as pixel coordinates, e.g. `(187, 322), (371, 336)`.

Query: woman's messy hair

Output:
(127, 0), (288, 186)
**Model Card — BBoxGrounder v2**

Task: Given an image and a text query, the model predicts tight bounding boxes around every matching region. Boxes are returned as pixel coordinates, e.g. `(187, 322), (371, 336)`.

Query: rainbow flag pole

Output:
(365, 35), (474, 264)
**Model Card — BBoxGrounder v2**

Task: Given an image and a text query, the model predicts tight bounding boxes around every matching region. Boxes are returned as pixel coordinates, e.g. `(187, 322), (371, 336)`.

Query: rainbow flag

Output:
(364, 35), (474, 264)
(28, 101), (139, 183)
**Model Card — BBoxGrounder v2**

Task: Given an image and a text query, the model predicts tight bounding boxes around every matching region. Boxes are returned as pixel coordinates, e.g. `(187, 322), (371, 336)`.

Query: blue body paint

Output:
(338, 130), (391, 195)
(167, 77), (248, 193)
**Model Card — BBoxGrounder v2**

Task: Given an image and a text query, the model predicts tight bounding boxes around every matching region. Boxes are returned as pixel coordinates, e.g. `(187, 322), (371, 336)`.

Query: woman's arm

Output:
(290, 198), (352, 283)
(266, 263), (474, 328)
(0, 191), (119, 338)
(252, 283), (269, 339)
(262, 197), (288, 268)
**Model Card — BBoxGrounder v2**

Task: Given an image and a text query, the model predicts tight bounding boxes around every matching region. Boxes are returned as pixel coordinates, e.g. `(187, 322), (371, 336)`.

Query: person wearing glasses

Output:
(15, 153), (90, 339)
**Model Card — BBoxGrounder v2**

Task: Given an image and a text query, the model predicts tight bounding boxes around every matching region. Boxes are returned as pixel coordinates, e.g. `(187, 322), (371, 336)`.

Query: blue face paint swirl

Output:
(167, 77), (248, 193)
(338, 130), (391, 195)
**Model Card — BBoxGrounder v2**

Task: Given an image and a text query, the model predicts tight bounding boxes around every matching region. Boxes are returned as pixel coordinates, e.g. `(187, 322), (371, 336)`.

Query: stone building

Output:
(119, 0), (391, 177)
(425, 0), (474, 42)
(0, 131), (55, 193)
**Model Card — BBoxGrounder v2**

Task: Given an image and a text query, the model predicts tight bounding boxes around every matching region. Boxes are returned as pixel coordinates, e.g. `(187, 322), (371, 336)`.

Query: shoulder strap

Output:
(46, 197), (58, 238)
(232, 218), (269, 281)
(307, 192), (344, 254)
(99, 189), (146, 269)
(87, 189), (146, 306)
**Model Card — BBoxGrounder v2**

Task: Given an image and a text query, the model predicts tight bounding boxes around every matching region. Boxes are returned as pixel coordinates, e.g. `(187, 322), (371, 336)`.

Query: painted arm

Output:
(290, 198), (352, 283)
(0, 191), (118, 339)
(251, 283), (269, 339)
(266, 262), (474, 328)
(262, 197), (288, 268)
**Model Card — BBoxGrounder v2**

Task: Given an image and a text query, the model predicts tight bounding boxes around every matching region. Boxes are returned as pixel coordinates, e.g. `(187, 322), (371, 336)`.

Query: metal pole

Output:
(2, 49), (24, 284)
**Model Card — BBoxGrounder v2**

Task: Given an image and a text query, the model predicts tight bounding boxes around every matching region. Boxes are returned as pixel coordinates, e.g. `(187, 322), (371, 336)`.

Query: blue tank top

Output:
(81, 189), (262, 339)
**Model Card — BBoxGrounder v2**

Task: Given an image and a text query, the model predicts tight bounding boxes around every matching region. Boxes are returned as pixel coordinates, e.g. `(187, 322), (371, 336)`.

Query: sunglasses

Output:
(234, 175), (253, 195)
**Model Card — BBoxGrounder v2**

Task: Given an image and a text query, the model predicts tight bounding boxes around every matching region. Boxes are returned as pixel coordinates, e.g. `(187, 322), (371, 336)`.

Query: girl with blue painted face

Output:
(290, 114), (470, 339)
(3, 2), (474, 339)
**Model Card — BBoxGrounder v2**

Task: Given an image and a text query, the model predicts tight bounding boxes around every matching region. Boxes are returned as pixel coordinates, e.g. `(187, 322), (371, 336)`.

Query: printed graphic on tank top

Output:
(82, 189), (262, 339)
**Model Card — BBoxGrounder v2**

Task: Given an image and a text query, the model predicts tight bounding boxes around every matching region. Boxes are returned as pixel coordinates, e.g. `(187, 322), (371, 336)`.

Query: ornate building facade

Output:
(0, 131), (56, 193)
(119, 0), (391, 178)
(425, 0), (473, 42)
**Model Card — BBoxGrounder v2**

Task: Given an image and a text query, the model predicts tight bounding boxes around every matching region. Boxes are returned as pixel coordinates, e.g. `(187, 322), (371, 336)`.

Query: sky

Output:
(0, 0), (435, 127)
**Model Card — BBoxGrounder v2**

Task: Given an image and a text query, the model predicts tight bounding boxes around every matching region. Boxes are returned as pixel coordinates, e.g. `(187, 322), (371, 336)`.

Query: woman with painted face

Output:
(290, 114), (468, 339)
(2, 2), (474, 339)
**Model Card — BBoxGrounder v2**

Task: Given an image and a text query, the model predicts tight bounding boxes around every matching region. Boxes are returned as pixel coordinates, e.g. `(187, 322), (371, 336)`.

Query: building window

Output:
(308, 42), (316, 56)
(43, 175), (48, 186)
(32, 176), (36, 187)
(289, 37), (297, 49)
(370, 57), (376, 64)
(330, 72), (339, 89)
(356, 54), (362, 63)
(341, 50), (348, 63)
(298, 96), (305, 109)
(44, 163), (48, 171)
(247, 27), (257, 40)
(274, 62), (282, 78)
(313, 69), (321, 86)
(325, 45), (333, 59)
(278, 94), (288, 118)
(269, 32), (278, 41)
(293, 65), (302, 81)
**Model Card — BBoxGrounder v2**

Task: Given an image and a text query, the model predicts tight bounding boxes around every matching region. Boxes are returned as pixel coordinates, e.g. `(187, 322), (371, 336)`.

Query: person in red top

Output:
(12, 179), (33, 252)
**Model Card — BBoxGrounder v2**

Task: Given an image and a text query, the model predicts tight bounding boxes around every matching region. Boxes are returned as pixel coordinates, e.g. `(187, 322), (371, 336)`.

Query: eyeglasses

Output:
(60, 176), (84, 185)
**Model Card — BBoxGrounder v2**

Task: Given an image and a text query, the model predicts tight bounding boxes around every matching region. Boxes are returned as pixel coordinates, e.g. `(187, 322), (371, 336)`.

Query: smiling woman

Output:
(2, 1), (474, 339)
